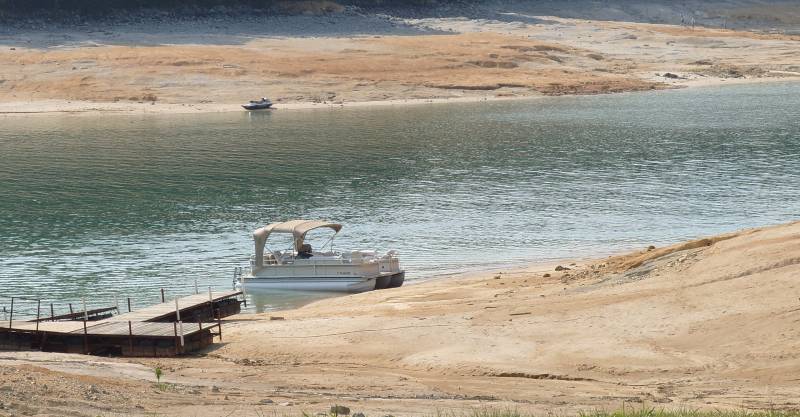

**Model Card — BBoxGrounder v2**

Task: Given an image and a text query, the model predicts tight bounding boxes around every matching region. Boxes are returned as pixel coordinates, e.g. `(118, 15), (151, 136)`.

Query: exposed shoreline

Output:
(2, 221), (800, 416)
(2, 3), (798, 118)
(1, 76), (798, 118)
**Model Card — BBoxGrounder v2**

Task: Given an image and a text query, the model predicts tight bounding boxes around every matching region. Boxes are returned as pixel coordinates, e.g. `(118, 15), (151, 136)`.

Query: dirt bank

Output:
(2, 221), (800, 416)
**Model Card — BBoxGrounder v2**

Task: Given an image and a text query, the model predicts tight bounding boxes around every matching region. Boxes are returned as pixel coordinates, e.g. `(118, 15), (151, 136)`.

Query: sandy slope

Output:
(0, 3), (798, 115)
(2, 221), (800, 416)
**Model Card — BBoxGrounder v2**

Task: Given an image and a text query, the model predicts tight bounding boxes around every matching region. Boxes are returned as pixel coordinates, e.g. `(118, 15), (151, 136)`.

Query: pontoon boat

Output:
(237, 220), (404, 293)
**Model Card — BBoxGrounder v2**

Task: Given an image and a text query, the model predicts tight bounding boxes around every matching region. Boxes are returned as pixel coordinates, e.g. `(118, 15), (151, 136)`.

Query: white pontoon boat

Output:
(237, 220), (404, 293)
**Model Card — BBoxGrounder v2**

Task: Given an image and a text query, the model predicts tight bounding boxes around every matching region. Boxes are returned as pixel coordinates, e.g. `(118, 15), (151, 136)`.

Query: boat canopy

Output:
(253, 220), (342, 267)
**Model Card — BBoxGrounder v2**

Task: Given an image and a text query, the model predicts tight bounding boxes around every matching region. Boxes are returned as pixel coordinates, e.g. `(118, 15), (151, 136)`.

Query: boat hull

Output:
(375, 275), (392, 290)
(240, 276), (376, 293)
(242, 103), (273, 110)
(387, 271), (405, 288)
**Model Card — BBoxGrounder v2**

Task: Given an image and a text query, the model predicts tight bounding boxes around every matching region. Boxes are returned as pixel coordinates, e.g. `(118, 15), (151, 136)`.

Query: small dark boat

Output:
(242, 97), (273, 110)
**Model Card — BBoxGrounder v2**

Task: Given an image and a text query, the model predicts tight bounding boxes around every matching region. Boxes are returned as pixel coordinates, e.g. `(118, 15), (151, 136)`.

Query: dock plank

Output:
(107, 291), (240, 323)
(1, 321), (87, 333)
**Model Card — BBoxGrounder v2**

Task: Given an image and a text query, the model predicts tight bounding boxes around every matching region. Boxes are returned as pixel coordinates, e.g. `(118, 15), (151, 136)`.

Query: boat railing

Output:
(251, 250), (398, 268)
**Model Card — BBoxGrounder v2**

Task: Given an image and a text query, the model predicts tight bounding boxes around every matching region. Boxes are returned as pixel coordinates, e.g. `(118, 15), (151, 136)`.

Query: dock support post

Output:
(35, 300), (41, 331)
(128, 321), (134, 355)
(82, 320), (88, 355)
(8, 297), (13, 329)
(241, 281), (247, 308)
(160, 289), (165, 303)
(174, 299), (184, 350)
(114, 294), (119, 313)
(127, 298), (132, 313)
(50, 303), (54, 320)
(195, 280), (198, 295)
(173, 322), (179, 355)
(82, 298), (88, 322)
(217, 310), (222, 342)
(69, 303), (73, 314)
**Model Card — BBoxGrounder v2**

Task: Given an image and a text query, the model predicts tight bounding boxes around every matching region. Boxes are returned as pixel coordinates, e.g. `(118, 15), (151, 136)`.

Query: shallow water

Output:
(1, 82), (799, 314)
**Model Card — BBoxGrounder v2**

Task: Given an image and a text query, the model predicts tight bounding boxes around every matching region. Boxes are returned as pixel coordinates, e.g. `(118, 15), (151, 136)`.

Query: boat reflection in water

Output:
(244, 288), (341, 313)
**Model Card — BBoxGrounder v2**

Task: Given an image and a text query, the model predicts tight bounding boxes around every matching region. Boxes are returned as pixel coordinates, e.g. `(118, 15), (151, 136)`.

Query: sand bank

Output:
(1, 6), (798, 117)
(2, 221), (800, 415)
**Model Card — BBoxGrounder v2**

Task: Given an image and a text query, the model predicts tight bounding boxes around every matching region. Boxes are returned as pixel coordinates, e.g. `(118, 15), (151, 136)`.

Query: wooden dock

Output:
(0, 290), (243, 357)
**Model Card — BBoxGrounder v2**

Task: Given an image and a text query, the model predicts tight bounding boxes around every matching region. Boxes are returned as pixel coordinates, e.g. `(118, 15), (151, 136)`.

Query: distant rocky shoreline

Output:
(2, 0), (799, 34)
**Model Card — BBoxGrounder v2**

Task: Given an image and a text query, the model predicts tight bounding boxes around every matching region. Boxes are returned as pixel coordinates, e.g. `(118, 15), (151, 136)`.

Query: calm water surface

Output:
(1, 83), (799, 315)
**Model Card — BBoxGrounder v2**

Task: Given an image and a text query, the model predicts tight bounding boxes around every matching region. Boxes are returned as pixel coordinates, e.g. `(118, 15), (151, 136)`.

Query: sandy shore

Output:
(2, 221), (800, 416)
(1, 3), (798, 116)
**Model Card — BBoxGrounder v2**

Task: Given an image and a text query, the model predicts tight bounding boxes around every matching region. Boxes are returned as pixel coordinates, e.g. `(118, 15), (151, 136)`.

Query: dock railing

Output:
(0, 284), (244, 356)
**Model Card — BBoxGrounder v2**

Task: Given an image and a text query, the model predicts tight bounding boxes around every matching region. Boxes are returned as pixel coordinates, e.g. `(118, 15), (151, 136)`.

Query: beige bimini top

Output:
(253, 220), (342, 267)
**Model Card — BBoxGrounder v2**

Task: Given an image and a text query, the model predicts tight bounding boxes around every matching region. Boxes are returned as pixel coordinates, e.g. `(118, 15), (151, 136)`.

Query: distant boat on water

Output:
(242, 97), (273, 110)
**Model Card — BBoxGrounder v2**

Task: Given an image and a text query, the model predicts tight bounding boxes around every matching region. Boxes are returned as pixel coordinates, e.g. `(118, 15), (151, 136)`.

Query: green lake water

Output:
(1, 82), (798, 314)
